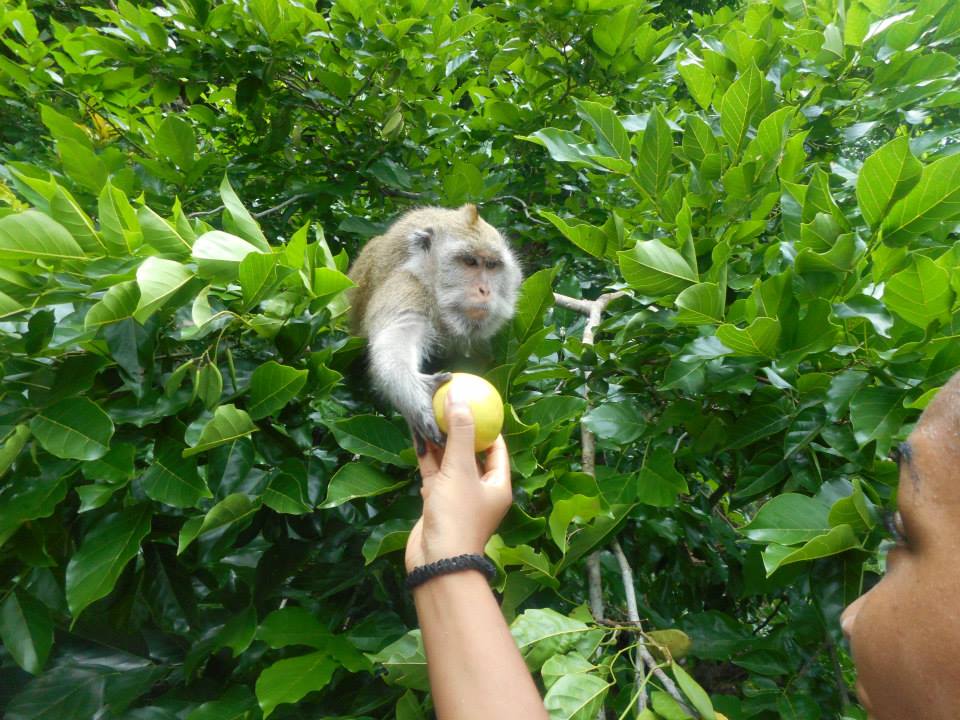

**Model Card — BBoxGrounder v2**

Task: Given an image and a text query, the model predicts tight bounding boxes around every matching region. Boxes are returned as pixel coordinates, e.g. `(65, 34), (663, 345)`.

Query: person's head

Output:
(841, 371), (960, 718)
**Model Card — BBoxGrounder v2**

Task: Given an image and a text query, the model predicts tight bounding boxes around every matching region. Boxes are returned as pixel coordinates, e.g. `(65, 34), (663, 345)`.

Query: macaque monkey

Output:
(348, 204), (522, 450)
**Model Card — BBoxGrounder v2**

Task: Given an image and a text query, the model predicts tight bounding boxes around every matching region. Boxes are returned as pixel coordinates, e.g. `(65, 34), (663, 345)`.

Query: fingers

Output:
(440, 392), (478, 478)
(416, 439), (443, 480)
(481, 435), (512, 502)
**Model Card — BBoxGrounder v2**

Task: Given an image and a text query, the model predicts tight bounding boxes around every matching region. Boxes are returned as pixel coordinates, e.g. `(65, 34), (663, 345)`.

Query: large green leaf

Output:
(883, 151), (960, 244)
(761, 524), (860, 575)
(0, 590), (53, 674)
(30, 398), (114, 461)
(883, 254), (952, 328)
(155, 115), (196, 171)
(675, 282), (724, 325)
(635, 107), (673, 200)
(543, 673), (610, 720)
(856, 136), (922, 228)
(574, 99), (631, 162)
(719, 63), (766, 156)
(849, 386), (908, 455)
(65, 504), (152, 618)
(510, 608), (603, 671)
(138, 205), (192, 257)
(192, 231), (261, 280)
(741, 493), (830, 545)
(618, 239), (697, 296)
(327, 416), (413, 467)
(140, 439), (212, 507)
(672, 662), (716, 720)
(0, 210), (86, 261)
(84, 281), (141, 330)
(320, 463), (408, 508)
(255, 651), (338, 718)
(183, 405), (257, 457)
(636, 445), (688, 507)
(257, 606), (332, 649)
(134, 257), (194, 322)
(220, 175), (271, 252)
(177, 493), (262, 554)
(716, 317), (781, 358)
(247, 361), (308, 420)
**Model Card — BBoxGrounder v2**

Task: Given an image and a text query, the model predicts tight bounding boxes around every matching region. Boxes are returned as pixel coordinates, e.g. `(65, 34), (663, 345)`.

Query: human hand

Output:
(405, 390), (513, 573)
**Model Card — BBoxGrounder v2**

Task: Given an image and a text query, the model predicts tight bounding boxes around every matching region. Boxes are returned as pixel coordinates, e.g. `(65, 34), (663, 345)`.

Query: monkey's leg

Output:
(368, 316), (450, 450)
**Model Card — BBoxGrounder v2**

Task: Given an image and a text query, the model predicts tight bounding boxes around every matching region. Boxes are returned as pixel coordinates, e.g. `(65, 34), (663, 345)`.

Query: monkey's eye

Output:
(485, 259), (502, 270)
(461, 256), (479, 267)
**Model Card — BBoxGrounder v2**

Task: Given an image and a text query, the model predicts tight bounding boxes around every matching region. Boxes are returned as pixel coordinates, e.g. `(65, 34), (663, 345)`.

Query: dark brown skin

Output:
(841, 370), (960, 718)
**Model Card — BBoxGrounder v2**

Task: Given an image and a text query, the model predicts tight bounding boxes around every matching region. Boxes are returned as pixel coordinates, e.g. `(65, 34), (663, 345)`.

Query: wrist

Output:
(406, 553), (496, 591)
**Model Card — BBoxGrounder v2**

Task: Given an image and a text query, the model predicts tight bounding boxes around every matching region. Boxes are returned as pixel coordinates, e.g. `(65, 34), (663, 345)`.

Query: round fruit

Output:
(432, 373), (504, 452)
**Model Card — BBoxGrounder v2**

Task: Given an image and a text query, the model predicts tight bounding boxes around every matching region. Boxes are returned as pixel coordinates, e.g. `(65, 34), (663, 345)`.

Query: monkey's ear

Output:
(410, 228), (433, 252)
(461, 203), (479, 225)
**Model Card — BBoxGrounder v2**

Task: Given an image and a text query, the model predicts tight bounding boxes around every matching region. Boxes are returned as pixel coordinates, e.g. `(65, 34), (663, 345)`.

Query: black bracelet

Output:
(406, 553), (496, 590)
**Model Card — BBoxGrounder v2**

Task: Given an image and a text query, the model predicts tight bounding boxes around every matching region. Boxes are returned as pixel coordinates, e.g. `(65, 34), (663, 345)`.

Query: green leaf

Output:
(635, 107), (674, 200)
(220, 176), (270, 252)
(510, 608), (603, 671)
(742, 493), (830, 545)
(720, 63), (767, 156)
(0, 474), (69, 547)
(574, 99), (631, 162)
(255, 651), (338, 718)
(367, 630), (429, 690)
(540, 212), (606, 259)
(0, 210), (86, 261)
(543, 673), (609, 720)
(514, 266), (558, 342)
(85, 281), (141, 330)
(582, 403), (647, 444)
(716, 317), (781, 358)
(138, 205), (192, 257)
(239, 251), (278, 307)
(761, 524), (860, 575)
(134, 257), (194, 323)
(320, 463), (408, 508)
(883, 152), (960, 244)
(327, 415), (414, 467)
(619, 239), (697, 296)
(195, 363), (223, 410)
(177, 493), (261, 554)
(98, 181), (141, 255)
(155, 115), (196, 171)
(262, 467), (311, 515)
(140, 439), (212, 508)
(636, 445), (688, 507)
(65, 505), (152, 618)
(856, 136), (922, 228)
(257, 606), (332, 649)
(517, 129), (609, 171)
(677, 51), (715, 109)
(549, 494), (603, 553)
(50, 185), (105, 255)
(672, 663), (715, 719)
(192, 230), (261, 281)
(849, 386), (908, 456)
(0, 425), (31, 479)
(183, 405), (257, 457)
(185, 686), (258, 720)
(31, 398), (114, 461)
(362, 519), (412, 564)
(247, 361), (308, 420)
(883, 255), (952, 328)
(675, 282), (724, 325)
(541, 653), (596, 690)
(0, 590), (53, 674)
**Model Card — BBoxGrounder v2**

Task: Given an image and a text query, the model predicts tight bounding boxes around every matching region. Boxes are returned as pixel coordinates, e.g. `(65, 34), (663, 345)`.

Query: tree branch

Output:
(611, 540), (696, 717)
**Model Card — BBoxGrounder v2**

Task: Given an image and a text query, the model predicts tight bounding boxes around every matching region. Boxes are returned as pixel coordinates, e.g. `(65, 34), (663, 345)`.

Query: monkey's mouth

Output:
(463, 304), (490, 321)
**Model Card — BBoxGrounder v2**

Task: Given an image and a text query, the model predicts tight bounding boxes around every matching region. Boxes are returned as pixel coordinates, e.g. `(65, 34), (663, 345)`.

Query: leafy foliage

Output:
(1, 0), (959, 718)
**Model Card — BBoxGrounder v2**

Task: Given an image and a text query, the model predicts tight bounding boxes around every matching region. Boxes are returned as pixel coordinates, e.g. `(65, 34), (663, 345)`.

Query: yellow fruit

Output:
(432, 373), (504, 452)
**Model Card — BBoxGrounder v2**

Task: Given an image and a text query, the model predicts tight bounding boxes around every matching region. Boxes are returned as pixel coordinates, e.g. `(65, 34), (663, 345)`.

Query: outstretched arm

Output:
(406, 392), (548, 720)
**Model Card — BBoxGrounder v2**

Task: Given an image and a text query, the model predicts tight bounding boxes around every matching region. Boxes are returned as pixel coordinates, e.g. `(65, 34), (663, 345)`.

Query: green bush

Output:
(0, 0), (958, 718)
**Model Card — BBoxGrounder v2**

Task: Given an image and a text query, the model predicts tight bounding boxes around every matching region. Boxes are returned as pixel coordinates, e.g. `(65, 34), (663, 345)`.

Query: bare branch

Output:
(611, 540), (696, 717)
(587, 553), (604, 621)
(554, 292), (594, 315)
(188, 193), (310, 221)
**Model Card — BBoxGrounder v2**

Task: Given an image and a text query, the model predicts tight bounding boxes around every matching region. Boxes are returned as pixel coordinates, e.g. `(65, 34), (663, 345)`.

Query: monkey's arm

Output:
(367, 312), (448, 447)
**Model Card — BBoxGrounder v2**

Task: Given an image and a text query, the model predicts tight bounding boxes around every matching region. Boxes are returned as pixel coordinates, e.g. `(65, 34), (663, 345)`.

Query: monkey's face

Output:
(435, 234), (521, 339)
(840, 370), (960, 719)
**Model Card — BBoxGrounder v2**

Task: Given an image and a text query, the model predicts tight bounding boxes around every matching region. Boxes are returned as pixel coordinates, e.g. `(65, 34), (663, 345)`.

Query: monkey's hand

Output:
(410, 372), (452, 454)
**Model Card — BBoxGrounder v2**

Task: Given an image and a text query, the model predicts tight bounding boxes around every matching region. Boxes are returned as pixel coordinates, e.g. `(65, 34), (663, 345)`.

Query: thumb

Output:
(441, 391), (477, 475)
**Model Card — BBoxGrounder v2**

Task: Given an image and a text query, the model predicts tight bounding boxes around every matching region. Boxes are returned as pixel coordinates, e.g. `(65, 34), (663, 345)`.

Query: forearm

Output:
(413, 571), (548, 720)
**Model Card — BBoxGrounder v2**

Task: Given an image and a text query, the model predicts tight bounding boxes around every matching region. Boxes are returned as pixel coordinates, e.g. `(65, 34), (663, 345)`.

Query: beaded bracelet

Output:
(405, 553), (496, 590)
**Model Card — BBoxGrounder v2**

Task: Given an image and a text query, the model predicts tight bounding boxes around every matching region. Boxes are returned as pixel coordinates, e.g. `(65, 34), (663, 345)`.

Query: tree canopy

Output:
(1, 0), (959, 718)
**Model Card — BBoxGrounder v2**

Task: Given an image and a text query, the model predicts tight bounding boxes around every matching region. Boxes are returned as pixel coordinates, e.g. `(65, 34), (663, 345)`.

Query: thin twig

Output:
(187, 192), (311, 220)
(611, 540), (696, 717)
(826, 631), (851, 709)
